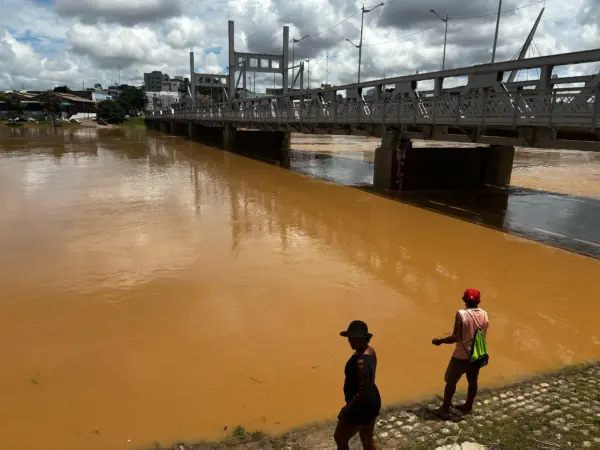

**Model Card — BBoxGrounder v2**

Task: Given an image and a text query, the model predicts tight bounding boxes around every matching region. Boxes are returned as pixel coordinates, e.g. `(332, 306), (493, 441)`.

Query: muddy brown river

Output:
(0, 127), (599, 450)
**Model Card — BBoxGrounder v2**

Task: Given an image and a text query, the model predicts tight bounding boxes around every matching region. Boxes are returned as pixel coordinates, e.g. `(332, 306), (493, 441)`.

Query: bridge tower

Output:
(227, 20), (289, 107)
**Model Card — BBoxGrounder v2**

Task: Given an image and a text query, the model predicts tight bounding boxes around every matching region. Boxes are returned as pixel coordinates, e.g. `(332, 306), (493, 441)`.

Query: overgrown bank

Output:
(151, 363), (600, 450)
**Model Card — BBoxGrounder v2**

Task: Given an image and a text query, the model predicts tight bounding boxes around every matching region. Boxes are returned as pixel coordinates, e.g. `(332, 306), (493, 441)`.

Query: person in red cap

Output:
(431, 288), (489, 419)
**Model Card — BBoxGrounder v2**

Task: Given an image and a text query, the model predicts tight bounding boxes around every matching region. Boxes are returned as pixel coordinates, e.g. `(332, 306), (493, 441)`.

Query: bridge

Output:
(145, 20), (600, 192)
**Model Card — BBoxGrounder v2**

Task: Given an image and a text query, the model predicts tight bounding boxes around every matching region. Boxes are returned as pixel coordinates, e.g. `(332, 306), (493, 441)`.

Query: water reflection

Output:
(0, 128), (599, 450)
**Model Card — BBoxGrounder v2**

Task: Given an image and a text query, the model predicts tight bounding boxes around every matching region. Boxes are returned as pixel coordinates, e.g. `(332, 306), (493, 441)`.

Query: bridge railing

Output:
(148, 48), (600, 130)
(150, 86), (599, 129)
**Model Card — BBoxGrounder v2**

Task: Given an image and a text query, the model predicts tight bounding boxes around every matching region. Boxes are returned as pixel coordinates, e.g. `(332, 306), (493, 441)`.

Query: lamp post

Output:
(304, 59), (310, 89)
(491, 0), (503, 63)
(346, 2), (384, 83)
(430, 9), (450, 70)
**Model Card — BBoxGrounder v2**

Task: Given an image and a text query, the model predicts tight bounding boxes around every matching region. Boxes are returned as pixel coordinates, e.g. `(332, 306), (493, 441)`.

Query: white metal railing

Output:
(149, 87), (599, 129)
(148, 48), (600, 130)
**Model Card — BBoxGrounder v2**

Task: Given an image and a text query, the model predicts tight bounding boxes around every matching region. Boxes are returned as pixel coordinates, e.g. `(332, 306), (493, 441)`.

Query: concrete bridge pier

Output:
(374, 131), (515, 191)
(223, 124), (237, 150)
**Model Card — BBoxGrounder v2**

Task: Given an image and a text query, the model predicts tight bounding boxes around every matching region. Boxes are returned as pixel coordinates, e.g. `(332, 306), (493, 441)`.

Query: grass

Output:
(118, 117), (146, 128)
(146, 362), (600, 450)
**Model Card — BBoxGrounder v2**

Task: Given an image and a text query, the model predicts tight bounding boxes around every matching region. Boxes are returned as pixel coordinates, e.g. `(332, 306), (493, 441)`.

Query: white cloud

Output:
(55, 0), (184, 25)
(0, 0), (598, 92)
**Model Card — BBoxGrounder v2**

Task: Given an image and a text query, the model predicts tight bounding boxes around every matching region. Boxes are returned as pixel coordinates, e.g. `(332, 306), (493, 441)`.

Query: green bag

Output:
(466, 310), (489, 368)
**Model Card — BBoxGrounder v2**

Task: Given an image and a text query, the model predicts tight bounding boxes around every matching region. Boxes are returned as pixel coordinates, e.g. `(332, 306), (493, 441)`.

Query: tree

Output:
(98, 99), (126, 123)
(116, 85), (147, 115)
(94, 83), (103, 90)
(53, 85), (71, 93)
(0, 93), (23, 122)
(38, 91), (62, 126)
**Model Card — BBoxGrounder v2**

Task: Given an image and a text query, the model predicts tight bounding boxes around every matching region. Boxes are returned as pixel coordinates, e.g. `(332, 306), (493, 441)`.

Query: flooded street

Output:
(0, 127), (599, 450)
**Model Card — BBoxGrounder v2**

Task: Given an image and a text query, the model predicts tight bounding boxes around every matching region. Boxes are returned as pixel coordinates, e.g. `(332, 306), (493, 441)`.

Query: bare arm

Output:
(432, 312), (461, 346)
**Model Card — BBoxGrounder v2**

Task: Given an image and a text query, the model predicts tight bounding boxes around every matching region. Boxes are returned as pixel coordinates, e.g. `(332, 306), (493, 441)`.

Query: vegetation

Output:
(38, 91), (62, 126)
(116, 85), (147, 116)
(53, 85), (70, 93)
(118, 117), (145, 128)
(0, 93), (24, 122)
(98, 99), (126, 124)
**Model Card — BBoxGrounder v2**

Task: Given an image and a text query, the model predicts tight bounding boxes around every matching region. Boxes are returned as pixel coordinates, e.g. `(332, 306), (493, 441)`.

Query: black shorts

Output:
(444, 357), (480, 385)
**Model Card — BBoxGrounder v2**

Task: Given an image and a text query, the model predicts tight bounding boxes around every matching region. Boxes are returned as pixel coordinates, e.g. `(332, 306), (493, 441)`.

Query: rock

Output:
(378, 432), (389, 439)
(400, 425), (413, 432)
(533, 430), (542, 436)
(393, 421), (403, 427)
(384, 424), (393, 430)
(582, 442), (592, 448)
(405, 414), (418, 423)
(388, 415), (396, 421)
(393, 431), (402, 439)
(434, 443), (461, 450)
(461, 443), (486, 450)
(440, 428), (451, 434)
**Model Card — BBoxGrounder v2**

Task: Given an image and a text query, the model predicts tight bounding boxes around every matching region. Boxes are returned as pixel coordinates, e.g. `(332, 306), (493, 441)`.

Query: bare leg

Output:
(358, 419), (376, 450)
(457, 368), (479, 413)
(334, 418), (358, 450)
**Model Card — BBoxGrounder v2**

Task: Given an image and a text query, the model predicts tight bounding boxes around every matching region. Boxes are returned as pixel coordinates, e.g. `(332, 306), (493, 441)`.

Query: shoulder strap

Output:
(465, 309), (483, 331)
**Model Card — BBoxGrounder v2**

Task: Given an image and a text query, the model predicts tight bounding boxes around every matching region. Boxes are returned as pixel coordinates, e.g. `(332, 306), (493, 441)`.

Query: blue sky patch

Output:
(14, 31), (65, 58)
(205, 47), (222, 55)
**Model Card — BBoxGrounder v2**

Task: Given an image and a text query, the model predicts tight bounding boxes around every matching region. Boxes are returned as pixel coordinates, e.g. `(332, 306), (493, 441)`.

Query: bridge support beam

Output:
(374, 132), (515, 191)
(223, 124), (237, 150)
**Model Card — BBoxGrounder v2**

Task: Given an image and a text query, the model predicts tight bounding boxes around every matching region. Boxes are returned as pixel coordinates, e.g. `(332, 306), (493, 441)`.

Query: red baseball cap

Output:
(462, 288), (481, 303)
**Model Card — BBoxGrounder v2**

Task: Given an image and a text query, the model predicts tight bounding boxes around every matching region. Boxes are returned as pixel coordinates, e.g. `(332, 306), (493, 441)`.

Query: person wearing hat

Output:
(334, 320), (381, 450)
(431, 288), (489, 419)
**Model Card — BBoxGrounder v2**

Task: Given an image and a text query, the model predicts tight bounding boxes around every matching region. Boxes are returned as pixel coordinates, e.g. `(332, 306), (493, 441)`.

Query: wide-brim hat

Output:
(340, 320), (373, 339)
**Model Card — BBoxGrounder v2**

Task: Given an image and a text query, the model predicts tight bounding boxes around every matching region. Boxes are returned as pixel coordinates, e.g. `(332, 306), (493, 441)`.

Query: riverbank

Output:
(0, 117), (144, 129)
(153, 363), (600, 450)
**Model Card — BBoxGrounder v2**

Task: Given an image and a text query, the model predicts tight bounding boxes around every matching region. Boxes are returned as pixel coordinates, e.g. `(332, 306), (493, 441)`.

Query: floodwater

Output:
(0, 127), (599, 450)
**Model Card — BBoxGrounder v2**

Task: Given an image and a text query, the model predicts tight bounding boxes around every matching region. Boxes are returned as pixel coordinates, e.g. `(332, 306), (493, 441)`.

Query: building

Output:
(144, 71), (165, 92)
(162, 80), (181, 92)
(145, 91), (182, 111)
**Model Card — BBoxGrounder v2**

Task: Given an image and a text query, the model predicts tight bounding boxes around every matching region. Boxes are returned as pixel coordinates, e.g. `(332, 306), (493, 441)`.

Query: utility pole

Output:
(118, 64), (121, 85)
(326, 51), (329, 85)
(304, 59), (310, 89)
(346, 2), (384, 83)
(430, 9), (450, 70)
(291, 37), (303, 88)
(491, 0), (503, 63)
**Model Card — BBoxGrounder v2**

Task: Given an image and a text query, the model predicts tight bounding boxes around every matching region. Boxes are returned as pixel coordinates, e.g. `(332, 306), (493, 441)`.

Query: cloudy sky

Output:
(1, 0), (599, 92)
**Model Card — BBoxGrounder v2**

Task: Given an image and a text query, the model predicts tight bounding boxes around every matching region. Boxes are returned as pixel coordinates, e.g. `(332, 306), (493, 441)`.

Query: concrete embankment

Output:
(154, 363), (600, 450)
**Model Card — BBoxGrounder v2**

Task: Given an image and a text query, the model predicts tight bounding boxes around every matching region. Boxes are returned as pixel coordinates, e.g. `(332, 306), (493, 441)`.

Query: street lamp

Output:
(346, 2), (384, 83)
(304, 59), (310, 89)
(291, 36), (307, 88)
(430, 9), (450, 70)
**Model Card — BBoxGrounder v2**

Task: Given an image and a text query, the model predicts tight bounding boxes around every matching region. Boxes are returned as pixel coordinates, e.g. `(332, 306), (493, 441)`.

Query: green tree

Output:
(53, 85), (71, 93)
(38, 91), (62, 126)
(98, 99), (126, 124)
(0, 93), (23, 122)
(116, 85), (147, 115)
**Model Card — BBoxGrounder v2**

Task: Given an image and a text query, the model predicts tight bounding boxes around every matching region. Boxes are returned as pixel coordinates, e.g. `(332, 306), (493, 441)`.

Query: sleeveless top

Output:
(343, 350), (381, 424)
(453, 308), (489, 360)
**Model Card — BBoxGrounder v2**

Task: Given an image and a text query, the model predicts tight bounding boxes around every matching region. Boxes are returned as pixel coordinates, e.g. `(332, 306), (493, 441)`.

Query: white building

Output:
(146, 91), (182, 111)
